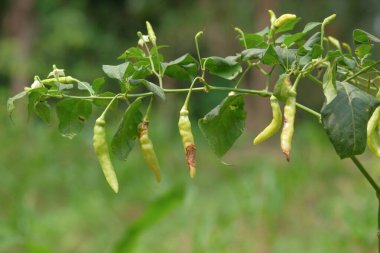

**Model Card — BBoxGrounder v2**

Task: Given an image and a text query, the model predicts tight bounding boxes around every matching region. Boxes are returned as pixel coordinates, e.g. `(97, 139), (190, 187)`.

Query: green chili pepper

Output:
(178, 107), (196, 178)
(367, 107), (380, 157)
(323, 14), (336, 26)
(138, 120), (162, 182)
(253, 95), (282, 145)
(281, 92), (296, 161)
(93, 117), (119, 193)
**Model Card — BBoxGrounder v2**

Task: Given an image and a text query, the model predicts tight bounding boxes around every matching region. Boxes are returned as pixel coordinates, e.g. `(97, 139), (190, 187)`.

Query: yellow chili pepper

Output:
(138, 120), (162, 182)
(93, 117), (119, 193)
(367, 107), (380, 157)
(253, 95), (282, 145)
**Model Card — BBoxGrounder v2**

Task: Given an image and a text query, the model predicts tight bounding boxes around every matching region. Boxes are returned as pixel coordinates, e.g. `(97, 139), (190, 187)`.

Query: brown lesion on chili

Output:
(283, 150), (290, 162)
(185, 143), (196, 178)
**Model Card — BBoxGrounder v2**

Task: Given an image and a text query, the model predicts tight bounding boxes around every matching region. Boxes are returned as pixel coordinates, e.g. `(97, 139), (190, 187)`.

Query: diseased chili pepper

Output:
(178, 107), (196, 178)
(146, 21), (157, 46)
(93, 116), (119, 193)
(138, 120), (161, 182)
(367, 107), (380, 157)
(281, 92), (297, 161)
(253, 95), (282, 145)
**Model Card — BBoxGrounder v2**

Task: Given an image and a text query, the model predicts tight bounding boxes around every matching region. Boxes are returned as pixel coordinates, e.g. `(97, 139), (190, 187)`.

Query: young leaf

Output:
(129, 79), (165, 101)
(102, 62), (132, 82)
(162, 54), (198, 81)
(92, 77), (106, 94)
(111, 98), (143, 160)
(321, 82), (380, 159)
(7, 90), (28, 117)
(203, 57), (242, 80)
(322, 61), (337, 104)
(56, 99), (93, 139)
(198, 94), (246, 157)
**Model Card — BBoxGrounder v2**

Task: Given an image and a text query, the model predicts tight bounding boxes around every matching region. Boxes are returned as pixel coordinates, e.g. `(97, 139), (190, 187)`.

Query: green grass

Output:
(1, 99), (379, 253)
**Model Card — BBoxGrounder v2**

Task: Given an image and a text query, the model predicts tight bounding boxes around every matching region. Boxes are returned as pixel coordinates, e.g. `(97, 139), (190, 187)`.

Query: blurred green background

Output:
(1, 0), (380, 252)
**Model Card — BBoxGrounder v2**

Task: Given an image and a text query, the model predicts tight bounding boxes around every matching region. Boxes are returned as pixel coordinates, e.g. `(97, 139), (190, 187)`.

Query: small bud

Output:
(48, 65), (65, 79)
(146, 21), (157, 45)
(268, 10), (277, 24)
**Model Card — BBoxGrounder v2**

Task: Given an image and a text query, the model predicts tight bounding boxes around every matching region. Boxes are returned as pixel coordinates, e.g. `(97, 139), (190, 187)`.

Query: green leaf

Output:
(112, 185), (184, 253)
(111, 98), (143, 160)
(303, 32), (321, 49)
(240, 33), (267, 48)
(262, 45), (280, 65)
(283, 32), (305, 46)
(302, 22), (321, 33)
(281, 22), (320, 47)
(92, 77), (106, 94)
(56, 99), (92, 139)
(275, 17), (301, 33)
(7, 90), (28, 117)
(162, 54), (198, 81)
(321, 82), (380, 159)
(257, 27), (269, 36)
(241, 48), (266, 61)
(27, 87), (49, 119)
(35, 101), (51, 124)
(203, 56), (242, 80)
(355, 44), (372, 59)
(353, 29), (380, 44)
(274, 47), (298, 67)
(299, 44), (322, 66)
(102, 62), (131, 82)
(322, 60), (337, 104)
(77, 81), (95, 94)
(117, 47), (146, 60)
(131, 64), (152, 79)
(198, 95), (246, 157)
(129, 79), (165, 100)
